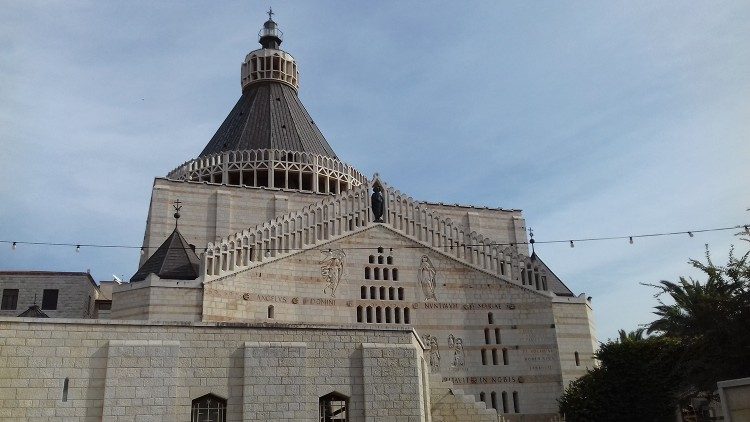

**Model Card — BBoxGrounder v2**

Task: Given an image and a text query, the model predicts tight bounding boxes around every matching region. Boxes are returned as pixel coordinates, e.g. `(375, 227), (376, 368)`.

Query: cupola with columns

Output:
(166, 10), (365, 195)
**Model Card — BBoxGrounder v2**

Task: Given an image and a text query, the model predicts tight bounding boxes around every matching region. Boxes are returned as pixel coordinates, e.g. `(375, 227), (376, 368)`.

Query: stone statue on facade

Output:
(424, 334), (440, 372)
(448, 334), (465, 370)
(418, 255), (437, 301)
(371, 185), (384, 222)
(320, 249), (346, 297)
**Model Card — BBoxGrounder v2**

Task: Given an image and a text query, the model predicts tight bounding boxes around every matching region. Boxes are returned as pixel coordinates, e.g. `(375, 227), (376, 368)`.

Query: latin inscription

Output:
(423, 302), (516, 310)
(442, 376), (522, 384)
(241, 293), (337, 307)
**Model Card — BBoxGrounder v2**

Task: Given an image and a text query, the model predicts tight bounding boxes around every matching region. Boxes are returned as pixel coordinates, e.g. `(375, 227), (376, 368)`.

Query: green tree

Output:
(645, 248), (750, 392)
(617, 328), (646, 343)
(558, 335), (683, 422)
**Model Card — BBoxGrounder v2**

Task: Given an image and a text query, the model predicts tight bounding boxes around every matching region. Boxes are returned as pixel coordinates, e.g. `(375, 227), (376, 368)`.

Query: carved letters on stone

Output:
(423, 334), (440, 372)
(320, 249), (346, 297)
(418, 255), (437, 301)
(447, 334), (465, 370)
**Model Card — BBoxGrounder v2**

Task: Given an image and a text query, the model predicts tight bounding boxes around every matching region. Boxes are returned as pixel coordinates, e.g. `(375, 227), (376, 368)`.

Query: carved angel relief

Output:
(447, 334), (465, 370)
(320, 249), (346, 297)
(424, 334), (441, 372)
(418, 255), (437, 301)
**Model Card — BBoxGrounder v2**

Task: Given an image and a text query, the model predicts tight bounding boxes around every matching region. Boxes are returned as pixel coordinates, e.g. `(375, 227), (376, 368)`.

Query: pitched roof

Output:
(17, 304), (49, 318)
(530, 252), (575, 297)
(198, 81), (337, 159)
(130, 228), (201, 282)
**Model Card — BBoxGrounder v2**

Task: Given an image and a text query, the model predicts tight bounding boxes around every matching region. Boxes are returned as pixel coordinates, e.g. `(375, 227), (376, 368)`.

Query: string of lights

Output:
(1, 224), (747, 253)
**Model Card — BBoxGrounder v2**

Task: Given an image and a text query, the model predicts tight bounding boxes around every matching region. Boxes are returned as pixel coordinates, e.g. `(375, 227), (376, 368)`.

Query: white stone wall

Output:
(0, 318), (424, 422)
(111, 276), (202, 322)
(420, 203), (527, 256)
(139, 179), (330, 267)
(551, 297), (597, 390)
(202, 225), (583, 416)
(0, 272), (98, 318)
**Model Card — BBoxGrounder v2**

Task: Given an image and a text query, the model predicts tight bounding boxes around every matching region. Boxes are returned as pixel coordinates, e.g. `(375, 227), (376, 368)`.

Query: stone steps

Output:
(429, 374), (499, 422)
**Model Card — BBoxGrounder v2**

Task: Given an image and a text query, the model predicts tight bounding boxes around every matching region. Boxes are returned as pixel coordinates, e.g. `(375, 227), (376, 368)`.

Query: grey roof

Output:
(530, 253), (575, 297)
(18, 304), (49, 318)
(130, 228), (201, 282)
(199, 81), (337, 158)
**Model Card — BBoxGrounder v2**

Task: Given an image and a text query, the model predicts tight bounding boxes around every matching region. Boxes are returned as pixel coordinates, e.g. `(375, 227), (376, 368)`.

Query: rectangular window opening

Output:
(42, 289), (58, 310)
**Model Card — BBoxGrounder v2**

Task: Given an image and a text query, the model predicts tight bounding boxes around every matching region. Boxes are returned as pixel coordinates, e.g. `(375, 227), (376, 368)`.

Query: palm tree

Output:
(617, 328), (646, 343)
(644, 247), (750, 391)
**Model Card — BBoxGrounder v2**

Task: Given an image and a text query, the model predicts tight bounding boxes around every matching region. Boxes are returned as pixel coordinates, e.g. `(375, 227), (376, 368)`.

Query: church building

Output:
(0, 14), (596, 422)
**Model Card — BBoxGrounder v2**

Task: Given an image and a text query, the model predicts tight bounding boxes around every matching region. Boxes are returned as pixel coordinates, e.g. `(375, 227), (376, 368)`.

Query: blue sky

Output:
(1, 1), (748, 341)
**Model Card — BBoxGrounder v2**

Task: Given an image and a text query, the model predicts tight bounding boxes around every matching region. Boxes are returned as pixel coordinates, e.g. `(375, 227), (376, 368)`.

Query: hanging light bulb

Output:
(76, 245), (81, 253)
(569, 240), (574, 248)
(629, 237), (634, 245)
(265, 250), (271, 258)
(12, 242), (16, 251)
(140, 247), (145, 256)
(688, 231), (694, 238)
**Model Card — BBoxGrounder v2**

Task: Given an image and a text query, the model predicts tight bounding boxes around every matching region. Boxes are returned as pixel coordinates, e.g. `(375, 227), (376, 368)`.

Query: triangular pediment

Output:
(202, 176), (552, 297)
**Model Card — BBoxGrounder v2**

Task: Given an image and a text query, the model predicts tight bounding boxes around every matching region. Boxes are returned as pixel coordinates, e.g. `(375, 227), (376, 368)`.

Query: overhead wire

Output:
(1, 224), (747, 253)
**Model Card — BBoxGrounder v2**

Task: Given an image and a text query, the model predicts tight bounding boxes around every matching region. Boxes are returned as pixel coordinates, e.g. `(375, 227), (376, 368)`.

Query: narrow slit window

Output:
(62, 378), (69, 402)
(267, 305), (274, 319)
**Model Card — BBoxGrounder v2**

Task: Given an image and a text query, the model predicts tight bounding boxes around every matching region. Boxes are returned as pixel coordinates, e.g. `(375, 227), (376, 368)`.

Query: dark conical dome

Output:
(131, 228), (200, 282)
(197, 12), (337, 159)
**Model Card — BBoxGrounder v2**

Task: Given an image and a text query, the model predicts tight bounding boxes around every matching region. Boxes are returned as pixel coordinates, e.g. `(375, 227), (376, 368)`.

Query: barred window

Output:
(191, 394), (226, 422)
(319, 392), (349, 422)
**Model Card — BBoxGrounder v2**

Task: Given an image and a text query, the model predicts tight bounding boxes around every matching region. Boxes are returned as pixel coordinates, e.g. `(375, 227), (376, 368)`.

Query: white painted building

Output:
(0, 14), (596, 422)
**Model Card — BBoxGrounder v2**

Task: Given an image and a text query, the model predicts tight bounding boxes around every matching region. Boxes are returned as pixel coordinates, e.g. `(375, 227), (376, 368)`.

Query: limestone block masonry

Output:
(0, 318), (428, 422)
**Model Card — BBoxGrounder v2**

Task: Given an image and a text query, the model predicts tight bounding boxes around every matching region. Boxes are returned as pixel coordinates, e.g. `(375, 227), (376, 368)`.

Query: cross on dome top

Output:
(259, 9), (283, 49)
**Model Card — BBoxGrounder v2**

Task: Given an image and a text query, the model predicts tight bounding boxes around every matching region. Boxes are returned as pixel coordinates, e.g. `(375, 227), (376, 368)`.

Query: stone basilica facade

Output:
(0, 15), (596, 422)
